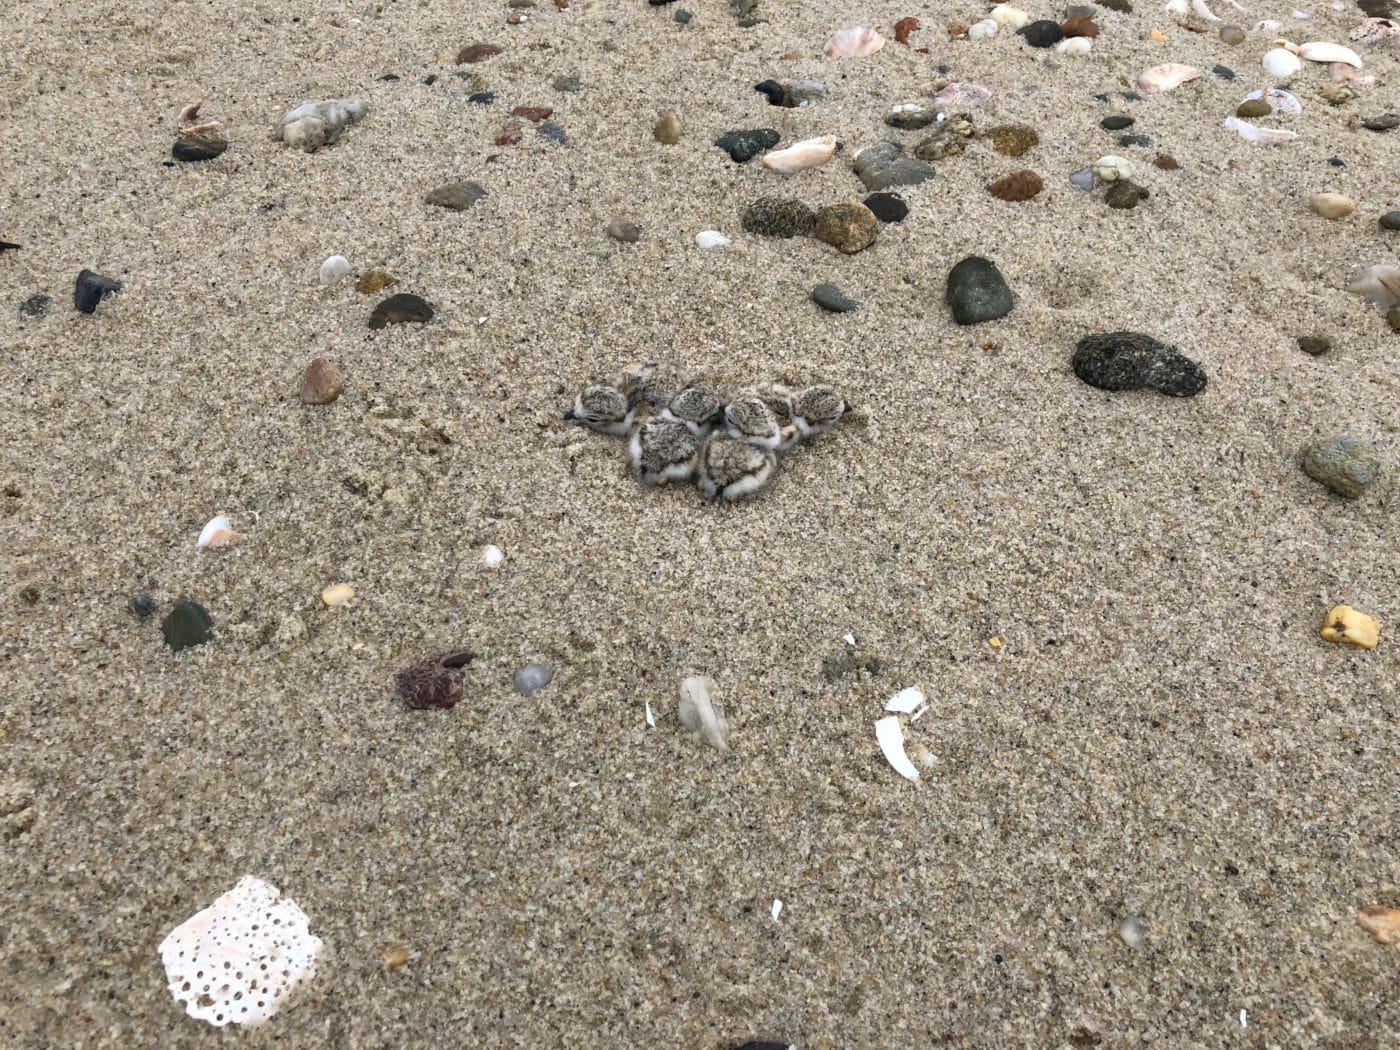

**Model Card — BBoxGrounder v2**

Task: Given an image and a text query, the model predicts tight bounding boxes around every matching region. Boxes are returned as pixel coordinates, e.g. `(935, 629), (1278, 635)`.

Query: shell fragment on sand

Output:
(760, 135), (838, 173)
(1347, 264), (1400, 307)
(771, 899), (783, 921)
(1138, 63), (1202, 93)
(158, 876), (323, 1028)
(1242, 87), (1302, 115)
(320, 583), (354, 607)
(1263, 47), (1302, 77)
(1320, 605), (1380, 649)
(1298, 40), (1363, 66)
(197, 515), (239, 548)
(645, 701), (655, 728)
(825, 25), (884, 58)
(1357, 905), (1400, 944)
(875, 716), (920, 781)
(678, 675), (729, 750)
(1222, 116), (1298, 143)
(885, 687), (926, 714)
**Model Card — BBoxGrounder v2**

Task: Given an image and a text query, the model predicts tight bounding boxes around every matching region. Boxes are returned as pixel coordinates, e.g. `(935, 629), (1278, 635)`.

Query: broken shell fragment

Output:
(1263, 47), (1303, 76)
(825, 25), (884, 58)
(1358, 905), (1400, 944)
(1298, 40), (1362, 65)
(934, 82), (992, 107)
(678, 675), (729, 750)
(1222, 116), (1298, 143)
(875, 716), (920, 781)
(321, 583), (354, 607)
(885, 687), (926, 714)
(760, 135), (839, 174)
(197, 515), (240, 548)
(1093, 154), (1135, 181)
(482, 544), (505, 568)
(1057, 36), (1093, 55)
(990, 4), (1031, 28)
(1320, 605), (1380, 649)
(1192, 0), (1222, 21)
(1138, 63), (1202, 93)
(1347, 264), (1400, 307)
(1242, 87), (1302, 114)
(968, 18), (999, 39)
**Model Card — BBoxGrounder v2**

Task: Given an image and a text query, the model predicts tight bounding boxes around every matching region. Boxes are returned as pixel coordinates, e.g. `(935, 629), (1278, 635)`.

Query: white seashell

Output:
(482, 544), (505, 568)
(319, 255), (351, 286)
(320, 583), (354, 607)
(197, 515), (239, 548)
(968, 18), (999, 39)
(1347, 264), (1400, 307)
(885, 687), (926, 714)
(644, 701), (655, 728)
(771, 899), (783, 921)
(678, 675), (729, 750)
(1093, 154), (1135, 181)
(1242, 87), (1302, 115)
(825, 25), (884, 58)
(990, 4), (1031, 28)
(760, 135), (838, 174)
(1293, 9), (1309, 18)
(695, 230), (730, 249)
(1298, 40), (1362, 66)
(875, 716), (920, 781)
(1057, 36), (1093, 55)
(1137, 63), (1202, 94)
(1192, 0), (1221, 21)
(934, 82), (992, 107)
(1222, 116), (1298, 143)
(1164, 0), (1189, 15)
(1262, 47), (1302, 76)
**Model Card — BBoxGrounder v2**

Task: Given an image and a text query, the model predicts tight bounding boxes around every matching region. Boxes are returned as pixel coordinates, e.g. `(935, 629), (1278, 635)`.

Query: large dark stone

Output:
(74, 269), (122, 314)
(369, 293), (435, 329)
(810, 283), (859, 313)
(946, 256), (1013, 325)
(863, 192), (909, 222)
(714, 128), (779, 162)
(852, 142), (934, 190)
(162, 600), (214, 652)
(1072, 331), (1207, 396)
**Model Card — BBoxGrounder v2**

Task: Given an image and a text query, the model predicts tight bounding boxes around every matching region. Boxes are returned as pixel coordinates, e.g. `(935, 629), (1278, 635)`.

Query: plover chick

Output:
(564, 384), (636, 437)
(722, 393), (783, 449)
(628, 417), (701, 486)
(622, 361), (691, 411)
(661, 385), (725, 436)
(790, 384), (849, 442)
(698, 432), (778, 501)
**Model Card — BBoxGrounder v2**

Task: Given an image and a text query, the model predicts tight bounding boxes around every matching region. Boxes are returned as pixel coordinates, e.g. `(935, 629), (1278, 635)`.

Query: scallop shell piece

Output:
(990, 4), (1031, 28)
(1222, 115), (1298, 143)
(1057, 36), (1093, 55)
(197, 515), (240, 548)
(1347, 264), (1400, 307)
(1242, 86), (1303, 115)
(320, 583), (354, 607)
(482, 544), (505, 568)
(1263, 47), (1303, 76)
(934, 82), (992, 107)
(968, 18), (999, 39)
(678, 675), (729, 750)
(760, 135), (839, 174)
(875, 716), (920, 781)
(1349, 18), (1399, 45)
(825, 25), (884, 58)
(1137, 63), (1201, 93)
(1298, 40), (1362, 65)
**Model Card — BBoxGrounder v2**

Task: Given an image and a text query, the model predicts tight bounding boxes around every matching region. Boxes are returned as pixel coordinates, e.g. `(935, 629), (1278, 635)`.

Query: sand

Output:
(1, 0), (1398, 1045)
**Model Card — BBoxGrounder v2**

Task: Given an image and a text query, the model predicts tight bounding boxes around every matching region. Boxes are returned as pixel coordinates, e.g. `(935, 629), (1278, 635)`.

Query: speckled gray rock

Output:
(161, 600), (214, 652)
(741, 197), (816, 238)
(1072, 332), (1207, 397)
(514, 662), (554, 696)
(606, 219), (641, 242)
(714, 128), (779, 162)
(1300, 435), (1380, 498)
(947, 256), (1013, 325)
(18, 293), (50, 319)
(852, 142), (934, 191)
(369, 293), (435, 329)
(810, 283), (859, 313)
(426, 181), (487, 211)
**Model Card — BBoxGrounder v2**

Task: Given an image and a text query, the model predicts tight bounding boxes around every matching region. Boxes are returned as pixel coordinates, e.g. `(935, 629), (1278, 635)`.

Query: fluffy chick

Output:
(661, 385), (725, 436)
(628, 417), (701, 486)
(564, 384), (637, 437)
(698, 432), (778, 501)
(790, 384), (849, 442)
(723, 393), (783, 449)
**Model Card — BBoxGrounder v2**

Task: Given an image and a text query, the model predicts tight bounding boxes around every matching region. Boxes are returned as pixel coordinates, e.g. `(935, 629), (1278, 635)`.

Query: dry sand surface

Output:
(1, 0), (1398, 1045)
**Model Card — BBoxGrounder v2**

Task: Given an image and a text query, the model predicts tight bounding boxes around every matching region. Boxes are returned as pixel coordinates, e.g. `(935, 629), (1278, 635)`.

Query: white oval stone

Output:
(1092, 155), (1134, 182)
(482, 544), (505, 568)
(1263, 47), (1302, 77)
(319, 255), (351, 286)
(968, 18), (999, 39)
(695, 230), (731, 249)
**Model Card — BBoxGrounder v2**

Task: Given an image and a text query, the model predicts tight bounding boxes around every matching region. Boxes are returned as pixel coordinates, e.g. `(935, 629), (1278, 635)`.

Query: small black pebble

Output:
(467, 91), (496, 104)
(378, 73), (401, 81)
(74, 269), (122, 314)
(538, 121), (567, 144)
(1327, 157), (1346, 169)
(1117, 133), (1152, 147)
(1380, 210), (1400, 231)
(0, 240), (19, 252)
(132, 593), (157, 618)
(1093, 92), (1112, 103)
(1121, 90), (1144, 101)
(1297, 335), (1332, 356)
(423, 74), (438, 85)
(936, 64), (951, 74)
(161, 600), (215, 652)
(1100, 114), (1134, 130)
(1212, 64), (1236, 81)
(18, 293), (50, 318)
(648, 0), (676, 5)
(863, 192), (909, 222)
(754, 79), (786, 105)
(1018, 19), (1064, 46)
(673, 8), (693, 21)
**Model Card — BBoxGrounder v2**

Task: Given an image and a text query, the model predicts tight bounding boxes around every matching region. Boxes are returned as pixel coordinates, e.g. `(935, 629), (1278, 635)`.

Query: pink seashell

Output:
(1137, 63), (1202, 93)
(933, 82), (992, 107)
(825, 25), (885, 58)
(760, 135), (839, 174)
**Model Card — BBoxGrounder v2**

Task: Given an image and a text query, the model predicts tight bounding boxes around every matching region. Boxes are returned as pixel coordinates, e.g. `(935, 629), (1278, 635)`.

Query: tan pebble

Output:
(1319, 605), (1379, 649)
(653, 111), (681, 145)
(355, 270), (399, 295)
(321, 583), (355, 607)
(1357, 906), (1400, 945)
(1309, 193), (1356, 219)
(299, 357), (345, 404)
(381, 942), (410, 969)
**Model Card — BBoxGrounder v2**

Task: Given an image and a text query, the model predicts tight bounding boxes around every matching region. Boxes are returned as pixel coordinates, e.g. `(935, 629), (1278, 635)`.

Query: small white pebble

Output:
(1240, 1009), (1248, 1029)
(1119, 916), (1147, 948)
(842, 632), (856, 646)
(319, 255), (351, 286)
(645, 701), (655, 728)
(771, 899), (783, 921)
(968, 18), (999, 39)
(321, 582), (354, 607)
(1057, 36), (1092, 55)
(695, 230), (731, 249)
(482, 544), (505, 568)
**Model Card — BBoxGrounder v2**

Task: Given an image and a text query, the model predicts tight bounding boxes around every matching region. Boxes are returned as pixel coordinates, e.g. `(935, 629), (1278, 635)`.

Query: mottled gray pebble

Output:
(18, 293), (50, 318)
(1380, 211), (1400, 231)
(1069, 168), (1096, 191)
(810, 283), (859, 313)
(425, 180), (487, 211)
(607, 218), (641, 242)
(1301, 435), (1380, 498)
(514, 662), (554, 696)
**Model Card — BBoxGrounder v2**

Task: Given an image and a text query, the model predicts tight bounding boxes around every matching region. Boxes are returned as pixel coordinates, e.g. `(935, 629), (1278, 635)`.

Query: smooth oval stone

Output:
(1219, 23), (1245, 44)
(811, 283), (859, 312)
(1297, 335), (1332, 356)
(863, 192), (909, 222)
(852, 142), (934, 190)
(369, 293), (434, 329)
(654, 111), (682, 144)
(74, 269), (122, 314)
(1100, 114), (1134, 130)
(1069, 167), (1096, 191)
(514, 662), (554, 696)
(947, 256), (1013, 325)
(813, 202), (878, 254)
(1382, 211), (1400, 231)
(162, 600), (214, 652)
(754, 80), (786, 105)
(1236, 99), (1271, 119)
(299, 357), (345, 404)
(741, 197), (817, 237)
(426, 181), (487, 210)
(1072, 331), (1206, 396)
(1301, 435), (1380, 498)
(172, 133), (228, 162)
(606, 218), (641, 242)
(714, 128), (780, 162)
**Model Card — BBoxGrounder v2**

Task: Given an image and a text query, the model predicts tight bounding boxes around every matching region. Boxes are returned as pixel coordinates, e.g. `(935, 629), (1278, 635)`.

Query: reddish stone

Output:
(510, 105), (553, 122)
(397, 649), (475, 710)
(894, 16), (920, 44)
(456, 42), (501, 63)
(495, 119), (525, 146)
(987, 170), (1044, 202)
(1061, 15), (1100, 37)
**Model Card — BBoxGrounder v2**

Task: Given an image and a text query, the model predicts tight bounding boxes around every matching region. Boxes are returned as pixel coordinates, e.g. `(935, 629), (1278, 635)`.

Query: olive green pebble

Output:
(1219, 24), (1246, 44)
(1236, 99), (1272, 119)
(1106, 181), (1149, 209)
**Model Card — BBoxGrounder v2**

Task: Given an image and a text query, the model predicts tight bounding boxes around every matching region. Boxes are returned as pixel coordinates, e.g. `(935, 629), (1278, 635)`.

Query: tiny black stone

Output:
(538, 121), (567, 144)
(18, 293), (50, 318)
(674, 8), (693, 21)
(74, 269), (122, 314)
(1121, 90), (1144, 101)
(810, 282), (859, 313)
(714, 128), (780, 162)
(1093, 92), (1112, 103)
(863, 192), (909, 222)
(378, 73), (401, 81)
(754, 79), (786, 105)
(1072, 331), (1206, 397)
(467, 91), (496, 104)
(1327, 157), (1346, 169)
(1380, 210), (1400, 231)
(132, 593), (157, 618)
(161, 600), (215, 652)
(649, 0), (676, 5)
(1297, 335), (1332, 356)
(369, 292), (435, 329)
(1100, 114), (1134, 130)
(936, 64), (951, 74)
(1018, 19), (1064, 46)
(423, 74), (438, 85)
(1117, 133), (1152, 147)
(1212, 64), (1236, 80)
(0, 240), (19, 252)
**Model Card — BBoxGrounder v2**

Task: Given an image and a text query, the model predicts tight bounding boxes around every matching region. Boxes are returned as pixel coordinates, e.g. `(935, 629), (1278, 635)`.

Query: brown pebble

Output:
(606, 218), (641, 243)
(1219, 23), (1245, 44)
(1236, 99), (1271, 119)
(511, 105), (553, 123)
(814, 202), (879, 254)
(356, 270), (399, 295)
(1297, 335), (1332, 356)
(457, 42), (501, 63)
(397, 649), (475, 710)
(894, 16), (920, 44)
(1387, 306), (1400, 333)
(495, 119), (525, 146)
(382, 943), (410, 970)
(299, 358), (345, 405)
(987, 170), (1044, 202)
(1153, 153), (1180, 170)
(653, 111), (682, 144)
(1062, 15), (1100, 37)
(946, 21), (966, 37)
(986, 124), (1039, 158)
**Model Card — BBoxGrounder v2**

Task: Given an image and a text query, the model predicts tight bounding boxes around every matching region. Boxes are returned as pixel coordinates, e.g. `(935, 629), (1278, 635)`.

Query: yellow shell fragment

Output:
(321, 583), (355, 607)
(1358, 906), (1400, 944)
(1319, 605), (1379, 650)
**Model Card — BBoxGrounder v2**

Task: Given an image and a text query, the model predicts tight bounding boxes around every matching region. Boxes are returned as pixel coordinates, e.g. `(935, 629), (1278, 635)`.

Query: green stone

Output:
(741, 197), (817, 238)
(162, 601), (214, 652)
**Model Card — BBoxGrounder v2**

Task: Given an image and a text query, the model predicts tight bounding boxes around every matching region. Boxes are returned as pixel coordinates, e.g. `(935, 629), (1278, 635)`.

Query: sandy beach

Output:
(1, 0), (1398, 1044)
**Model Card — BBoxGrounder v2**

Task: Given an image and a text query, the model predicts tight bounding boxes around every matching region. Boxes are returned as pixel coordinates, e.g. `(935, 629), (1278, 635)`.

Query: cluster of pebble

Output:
(565, 365), (849, 501)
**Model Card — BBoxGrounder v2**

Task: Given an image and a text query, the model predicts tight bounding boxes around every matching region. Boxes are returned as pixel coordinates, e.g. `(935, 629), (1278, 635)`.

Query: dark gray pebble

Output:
(172, 134), (227, 162)
(674, 8), (693, 21)
(754, 80), (786, 106)
(369, 293), (434, 329)
(853, 141), (934, 191)
(538, 121), (567, 144)
(714, 128), (780, 162)
(1018, 19), (1063, 46)
(1212, 64), (1236, 81)
(467, 92), (496, 105)
(741, 197), (817, 237)
(1297, 335), (1332, 356)
(132, 593), (157, 618)
(74, 269), (121, 314)
(18, 293), (50, 318)
(863, 192), (908, 222)
(1101, 114), (1134, 130)
(1072, 331), (1206, 396)
(1380, 211), (1400, 231)
(1327, 157), (1346, 168)
(0, 240), (18, 252)
(1301, 435), (1380, 498)
(1117, 133), (1152, 147)
(811, 283), (859, 313)
(1361, 112), (1399, 131)
(425, 180), (487, 211)
(947, 256), (1014, 325)
(162, 600), (215, 652)
(553, 75), (583, 92)
(1105, 181), (1149, 209)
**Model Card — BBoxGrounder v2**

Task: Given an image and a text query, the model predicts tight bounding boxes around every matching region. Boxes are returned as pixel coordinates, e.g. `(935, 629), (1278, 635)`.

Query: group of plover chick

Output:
(565, 363), (850, 500)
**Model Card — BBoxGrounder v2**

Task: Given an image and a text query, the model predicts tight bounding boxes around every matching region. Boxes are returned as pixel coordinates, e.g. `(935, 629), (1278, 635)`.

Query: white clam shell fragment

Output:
(197, 515), (239, 548)
(1138, 63), (1202, 94)
(482, 544), (505, 568)
(825, 25), (884, 58)
(885, 687), (926, 714)
(1262, 47), (1303, 76)
(968, 18), (999, 39)
(1164, 0), (1189, 16)
(1347, 264), (1400, 307)
(934, 82), (992, 107)
(875, 716), (920, 781)
(1057, 36), (1093, 54)
(158, 876), (323, 1028)
(1242, 87), (1302, 115)
(1222, 115), (1298, 143)
(319, 255), (351, 286)
(1093, 154), (1135, 181)
(990, 4), (1031, 27)
(695, 230), (731, 249)
(1298, 40), (1363, 66)
(678, 675), (729, 750)
(760, 135), (838, 174)
(1192, 0), (1222, 21)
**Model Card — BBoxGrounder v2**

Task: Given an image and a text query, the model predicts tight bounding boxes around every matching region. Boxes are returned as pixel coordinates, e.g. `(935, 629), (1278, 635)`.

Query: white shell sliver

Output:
(885, 687), (926, 714)
(1222, 116), (1298, 143)
(1298, 40), (1363, 66)
(678, 676), (729, 750)
(876, 716), (920, 781)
